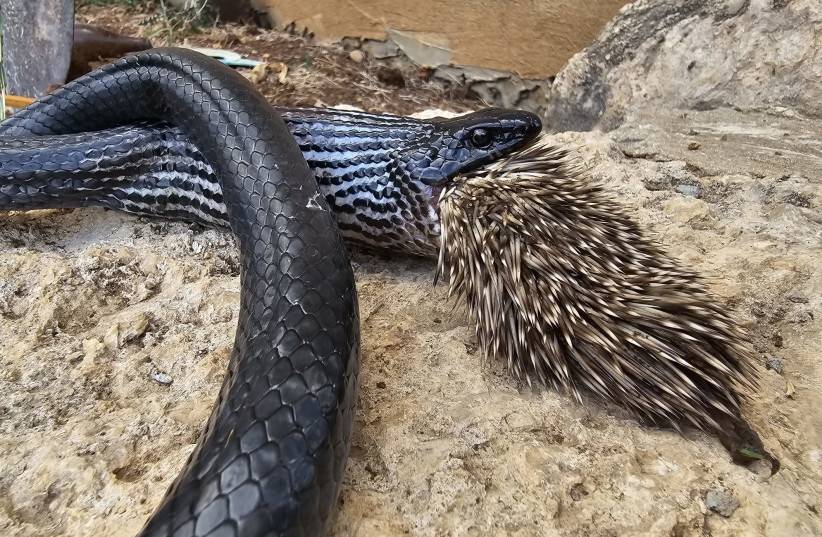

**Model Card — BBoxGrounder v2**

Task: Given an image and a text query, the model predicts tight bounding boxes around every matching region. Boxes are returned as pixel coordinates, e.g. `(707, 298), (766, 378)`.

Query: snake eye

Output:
(469, 128), (492, 149)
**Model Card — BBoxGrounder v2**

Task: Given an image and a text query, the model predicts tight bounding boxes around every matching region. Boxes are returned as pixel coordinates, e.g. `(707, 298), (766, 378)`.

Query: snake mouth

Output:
(428, 136), (548, 215)
(429, 184), (445, 212)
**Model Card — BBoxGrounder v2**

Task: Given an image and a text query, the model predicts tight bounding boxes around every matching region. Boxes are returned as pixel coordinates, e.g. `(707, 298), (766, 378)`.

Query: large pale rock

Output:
(548, 0), (822, 130)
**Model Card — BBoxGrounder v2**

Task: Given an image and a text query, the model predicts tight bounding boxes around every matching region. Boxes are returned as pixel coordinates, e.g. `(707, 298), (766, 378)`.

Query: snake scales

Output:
(0, 48), (541, 536)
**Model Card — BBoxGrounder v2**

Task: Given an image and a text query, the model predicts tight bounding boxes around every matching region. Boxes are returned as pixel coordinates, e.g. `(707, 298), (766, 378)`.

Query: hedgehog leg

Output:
(717, 417), (780, 475)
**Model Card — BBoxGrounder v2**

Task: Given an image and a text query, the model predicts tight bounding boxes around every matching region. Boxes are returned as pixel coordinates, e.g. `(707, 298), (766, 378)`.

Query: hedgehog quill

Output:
(437, 138), (778, 472)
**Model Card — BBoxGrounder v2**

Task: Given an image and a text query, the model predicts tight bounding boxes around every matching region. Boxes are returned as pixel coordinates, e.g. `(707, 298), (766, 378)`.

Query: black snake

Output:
(0, 48), (541, 536)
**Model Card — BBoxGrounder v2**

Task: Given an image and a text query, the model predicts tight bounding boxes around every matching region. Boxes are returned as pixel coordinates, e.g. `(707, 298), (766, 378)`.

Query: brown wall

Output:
(253, 0), (631, 78)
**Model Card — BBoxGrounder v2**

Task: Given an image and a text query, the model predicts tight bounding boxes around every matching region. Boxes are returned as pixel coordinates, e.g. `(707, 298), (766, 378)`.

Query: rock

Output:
(82, 338), (105, 362)
(784, 192), (812, 208)
(150, 370), (173, 386)
(642, 161), (704, 195)
(103, 313), (150, 350)
(786, 293), (809, 304)
(208, 305), (233, 324)
(569, 482), (589, 501)
(765, 356), (784, 375)
(248, 62), (268, 84)
(103, 323), (120, 351)
(0, 280), (16, 317)
(675, 184), (702, 198)
(359, 38), (401, 60)
(547, 0), (822, 130)
(348, 49), (365, 63)
(74, 337), (106, 377)
(787, 309), (813, 325)
(121, 312), (150, 344)
(785, 380), (796, 399)
(705, 488), (740, 517)
(662, 197), (711, 226)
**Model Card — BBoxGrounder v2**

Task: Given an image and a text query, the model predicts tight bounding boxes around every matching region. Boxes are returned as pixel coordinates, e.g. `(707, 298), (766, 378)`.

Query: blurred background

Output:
(2, 0), (819, 131)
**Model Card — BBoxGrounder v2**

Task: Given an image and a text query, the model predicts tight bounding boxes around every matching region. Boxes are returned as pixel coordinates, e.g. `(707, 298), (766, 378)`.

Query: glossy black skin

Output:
(0, 107), (542, 259)
(407, 109), (542, 186)
(0, 50), (542, 537)
(0, 48), (358, 537)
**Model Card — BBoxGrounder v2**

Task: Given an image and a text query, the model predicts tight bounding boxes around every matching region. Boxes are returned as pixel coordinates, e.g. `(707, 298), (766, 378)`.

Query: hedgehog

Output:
(436, 138), (778, 472)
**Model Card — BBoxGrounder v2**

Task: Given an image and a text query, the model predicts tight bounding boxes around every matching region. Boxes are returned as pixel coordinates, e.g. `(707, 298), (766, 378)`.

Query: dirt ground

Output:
(72, 2), (475, 115)
(1, 4), (820, 537)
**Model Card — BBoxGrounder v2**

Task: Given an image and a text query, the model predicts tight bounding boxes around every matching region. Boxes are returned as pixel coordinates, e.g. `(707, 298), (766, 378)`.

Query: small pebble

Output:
(765, 356), (784, 375)
(784, 192), (811, 208)
(249, 62), (269, 84)
(787, 293), (809, 304)
(688, 141), (701, 150)
(569, 482), (588, 501)
(785, 380), (796, 399)
(788, 309), (813, 324)
(122, 313), (150, 344)
(705, 488), (739, 517)
(376, 381), (387, 389)
(675, 184), (702, 198)
(151, 371), (173, 386)
(349, 50), (365, 63)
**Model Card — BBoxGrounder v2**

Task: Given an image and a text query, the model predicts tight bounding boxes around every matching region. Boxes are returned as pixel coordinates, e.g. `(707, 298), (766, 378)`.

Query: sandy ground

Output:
(1, 6), (821, 537)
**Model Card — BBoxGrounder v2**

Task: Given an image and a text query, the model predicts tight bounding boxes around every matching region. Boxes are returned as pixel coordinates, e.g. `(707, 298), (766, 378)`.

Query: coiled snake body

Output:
(0, 49), (540, 536)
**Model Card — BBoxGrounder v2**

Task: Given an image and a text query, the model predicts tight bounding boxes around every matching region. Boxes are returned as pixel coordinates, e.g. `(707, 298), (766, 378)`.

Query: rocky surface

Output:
(2, 119), (819, 536)
(548, 0), (822, 131)
(1, 2), (821, 536)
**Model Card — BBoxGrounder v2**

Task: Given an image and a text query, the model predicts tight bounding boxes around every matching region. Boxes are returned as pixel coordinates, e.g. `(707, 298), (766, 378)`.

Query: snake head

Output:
(403, 108), (543, 187)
